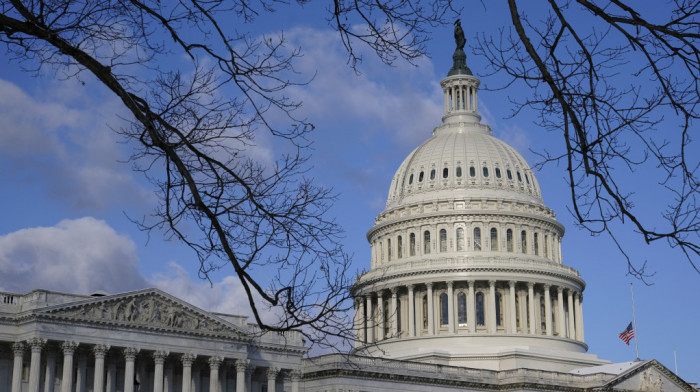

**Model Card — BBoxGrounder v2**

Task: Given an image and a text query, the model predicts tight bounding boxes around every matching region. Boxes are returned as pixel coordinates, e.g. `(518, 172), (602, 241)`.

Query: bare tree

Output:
(0, 0), (456, 348)
(476, 0), (700, 279)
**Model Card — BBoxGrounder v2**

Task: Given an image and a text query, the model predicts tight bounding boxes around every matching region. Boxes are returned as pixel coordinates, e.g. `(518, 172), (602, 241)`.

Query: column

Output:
(365, 295), (374, 343)
(75, 354), (87, 392)
(164, 363), (174, 392)
(123, 348), (139, 392)
(152, 351), (168, 392)
(467, 281), (476, 333)
(376, 291), (385, 340)
(407, 285), (415, 337)
(60, 342), (78, 392)
(12, 342), (24, 392)
(353, 298), (364, 345)
(576, 293), (585, 341)
(93, 344), (110, 392)
(544, 285), (553, 336)
(28, 338), (46, 392)
(181, 354), (196, 392)
(234, 359), (248, 392)
(488, 281), (497, 333)
(508, 281), (517, 334)
(567, 289), (575, 339)
(266, 367), (279, 392)
(208, 356), (222, 392)
(447, 281), (455, 334)
(44, 349), (57, 392)
(557, 287), (565, 336)
(527, 282), (536, 335)
(426, 283), (434, 335)
(290, 370), (301, 392)
(106, 359), (117, 392)
(390, 288), (398, 337)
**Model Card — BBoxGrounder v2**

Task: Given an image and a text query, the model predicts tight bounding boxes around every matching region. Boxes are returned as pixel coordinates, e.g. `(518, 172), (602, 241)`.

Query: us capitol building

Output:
(1, 31), (696, 392)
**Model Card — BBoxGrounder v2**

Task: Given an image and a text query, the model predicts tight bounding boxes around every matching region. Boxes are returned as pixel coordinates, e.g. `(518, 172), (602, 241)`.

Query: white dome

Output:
(386, 121), (542, 209)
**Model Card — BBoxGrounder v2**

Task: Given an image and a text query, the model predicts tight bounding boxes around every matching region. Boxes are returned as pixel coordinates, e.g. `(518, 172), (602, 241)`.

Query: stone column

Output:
(180, 354), (195, 392)
(164, 363), (174, 392)
(92, 345), (110, 392)
(556, 287), (565, 336)
(152, 351), (168, 392)
(290, 370), (302, 392)
(106, 359), (117, 392)
(234, 359), (248, 392)
(28, 338), (46, 392)
(44, 349), (57, 392)
(353, 298), (364, 345)
(426, 283), (434, 335)
(487, 281), (497, 333)
(208, 356), (222, 392)
(447, 281), (455, 334)
(567, 289), (575, 339)
(11, 342), (24, 392)
(508, 281), (517, 334)
(467, 281), (476, 333)
(407, 285), (415, 337)
(60, 342), (78, 392)
(75, 353), (87, 392)
(123, 348), (139, 392)
(376, 290), (385, 340)
(365, 295), (374, 343)
(266, 367), (279, 392)
(390, 288), (399, 337)
(544, 285), (553, 336)
(527, 283), (536, 335)
(576, 293), (585, 341)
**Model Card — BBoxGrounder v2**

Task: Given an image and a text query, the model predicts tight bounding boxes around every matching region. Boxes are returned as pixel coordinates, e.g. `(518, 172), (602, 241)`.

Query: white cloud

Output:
(0, 78), (153, 212)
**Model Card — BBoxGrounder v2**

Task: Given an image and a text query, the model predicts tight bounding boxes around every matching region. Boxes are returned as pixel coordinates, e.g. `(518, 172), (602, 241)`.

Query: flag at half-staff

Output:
(619, 322), (635, 345)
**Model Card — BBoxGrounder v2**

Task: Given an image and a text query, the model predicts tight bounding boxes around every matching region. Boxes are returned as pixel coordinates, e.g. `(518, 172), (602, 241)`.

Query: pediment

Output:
(605, 360), (695, 392)
(37, 288), (247, 338)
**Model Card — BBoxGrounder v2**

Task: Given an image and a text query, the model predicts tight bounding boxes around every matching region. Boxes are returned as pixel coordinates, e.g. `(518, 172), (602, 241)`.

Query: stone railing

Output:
(303, 354), (614, 387)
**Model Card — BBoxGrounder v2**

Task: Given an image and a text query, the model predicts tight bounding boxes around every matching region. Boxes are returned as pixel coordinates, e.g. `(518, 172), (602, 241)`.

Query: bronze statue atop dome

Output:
(454, 19), (466, 50)
(448, 18), (472, 76)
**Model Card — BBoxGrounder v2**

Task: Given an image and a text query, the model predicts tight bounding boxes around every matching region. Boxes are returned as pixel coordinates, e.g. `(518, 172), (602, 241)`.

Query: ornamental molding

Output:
(602, 359), (697, 392)
(23, 288), (250, 341)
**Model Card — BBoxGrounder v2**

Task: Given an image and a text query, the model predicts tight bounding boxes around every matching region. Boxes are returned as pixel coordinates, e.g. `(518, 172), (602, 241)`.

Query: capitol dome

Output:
(351, 43), (607, 372)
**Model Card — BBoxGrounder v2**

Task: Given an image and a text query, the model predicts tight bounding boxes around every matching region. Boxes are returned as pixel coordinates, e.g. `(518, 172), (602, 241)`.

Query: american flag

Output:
(619, 322), (635, 345)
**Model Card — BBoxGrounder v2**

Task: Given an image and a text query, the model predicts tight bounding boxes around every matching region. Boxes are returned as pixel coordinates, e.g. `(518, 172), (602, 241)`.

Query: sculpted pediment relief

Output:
(39, 289), (241, 336)
(607, 361), (694, 392)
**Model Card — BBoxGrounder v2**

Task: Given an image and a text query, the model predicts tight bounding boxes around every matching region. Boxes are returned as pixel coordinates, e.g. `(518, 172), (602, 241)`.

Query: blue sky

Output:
(0, 1), (698, 380)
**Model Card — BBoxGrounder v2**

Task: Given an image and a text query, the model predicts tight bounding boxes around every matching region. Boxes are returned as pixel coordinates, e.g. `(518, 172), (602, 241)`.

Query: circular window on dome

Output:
(456, 166), (462, 177)
(495, 168), (502, 178)
(442, 168), (448, 178)
(409, 174), (414, 184)
(430, 169), (436, 180)
(507, 169), (513, 180)
(483, 167), (489, 177)
(469, 167), (476, 177)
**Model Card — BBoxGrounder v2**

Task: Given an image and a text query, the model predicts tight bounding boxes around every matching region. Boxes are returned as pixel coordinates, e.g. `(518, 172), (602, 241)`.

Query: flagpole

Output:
(630, 283), (639, 361)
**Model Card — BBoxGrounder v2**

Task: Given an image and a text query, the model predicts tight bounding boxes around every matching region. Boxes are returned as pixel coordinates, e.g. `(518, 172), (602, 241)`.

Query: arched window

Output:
(506, 229), (513, 252)
(473, 227), (481, 251)
(469, 166), (476, 177)
(456, 166), (462, 177)
(540, 297), (546, 332)
(423, 230), (431, 254)
(384, 299), (390, 336)
(507, 169), (513, 180)
(458, 292), (467, 326)
(397, 236), (403, 259)
(430, 169), (436, 180)
(422, 295), (428, 329)
(456, 228), (464, 251)
(490, 228), (498, 251)
(439, 229), (447, 252)
(515, 294), (521, 331)
(409, 174), (414, 184)
(397, 298), (402, 332)
(409, 233), (416, 256)
(534, 233), (539, 256)
(419, 171), (424, 182)
(496, 292), (503, 326)
(483, 167), (489, 177)
(525, 174), (530, 184)
(440, 293), (448, 326)
(517, 171), (522, 182)
(495, 168), (502, 178)
(442, 168), (448, 178)
(544, 235), (549, 258)
(476, 292), (485, 326)
(521, 230), (527, 253)
(387, 238), (392, 261)
(379, 241), (383, 262)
